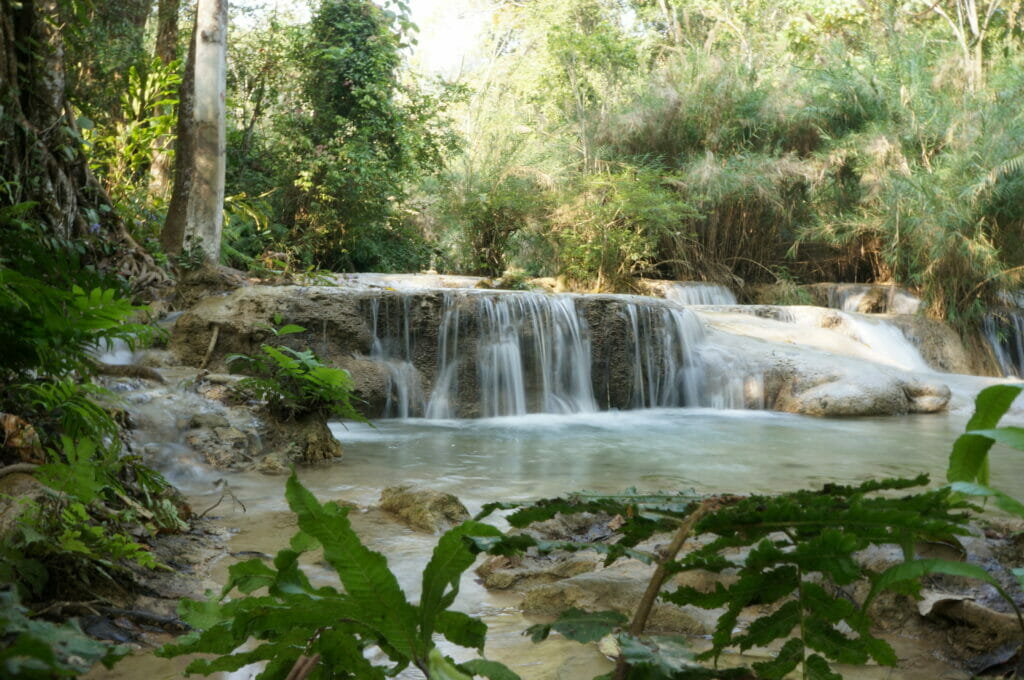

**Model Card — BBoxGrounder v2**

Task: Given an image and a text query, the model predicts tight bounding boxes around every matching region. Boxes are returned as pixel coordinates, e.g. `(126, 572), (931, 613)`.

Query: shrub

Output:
(227, 323), (366, 422)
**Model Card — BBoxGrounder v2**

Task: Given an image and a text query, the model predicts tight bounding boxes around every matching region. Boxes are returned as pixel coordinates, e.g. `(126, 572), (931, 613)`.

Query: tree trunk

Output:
(162, 0), (227, 262)
(155, 0), (180, 64)
(0, 0), (169, 295)
(148, 0), (181, 196)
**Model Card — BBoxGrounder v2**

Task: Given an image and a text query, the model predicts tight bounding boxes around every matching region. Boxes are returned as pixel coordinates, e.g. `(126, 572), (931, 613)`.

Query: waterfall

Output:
(984, 311), (1024, 378)
(369, 296), (426, 418)
(428, 293), (597, 418)
(663, 283), (737, 306)
(366, 290), (754, 418)
(838, 314), (931, 372)
(824, 284), (921, 315)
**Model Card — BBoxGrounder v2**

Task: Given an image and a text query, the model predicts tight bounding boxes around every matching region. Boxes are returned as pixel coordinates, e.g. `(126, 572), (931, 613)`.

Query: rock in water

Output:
(378, 486), (469, 533)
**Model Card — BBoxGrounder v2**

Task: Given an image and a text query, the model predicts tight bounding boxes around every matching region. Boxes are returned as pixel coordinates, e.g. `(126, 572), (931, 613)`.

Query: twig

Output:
(199, 324), (220, 370)
(284, 653), (321, 680)
(613, 498), (718, 680)
(32, 599), (104, 617)
(198, 482), (246, 518)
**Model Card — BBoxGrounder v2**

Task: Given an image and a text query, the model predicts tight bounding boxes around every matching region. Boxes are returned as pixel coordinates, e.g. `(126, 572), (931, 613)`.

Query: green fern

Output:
(475, 477), (972, 680)
(227, 324), (366, 422)
(158, 473), (517, 680)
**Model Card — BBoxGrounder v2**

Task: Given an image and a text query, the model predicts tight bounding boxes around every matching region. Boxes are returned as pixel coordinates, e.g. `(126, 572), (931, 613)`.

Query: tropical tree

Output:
(162, 0), (228, 262)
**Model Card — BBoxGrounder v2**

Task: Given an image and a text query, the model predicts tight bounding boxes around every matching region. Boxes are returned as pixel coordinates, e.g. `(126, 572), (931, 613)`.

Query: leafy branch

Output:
(158, 473), (519, 680)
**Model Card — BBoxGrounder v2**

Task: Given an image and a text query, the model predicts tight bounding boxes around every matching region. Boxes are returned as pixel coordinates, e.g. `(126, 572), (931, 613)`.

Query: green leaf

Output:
(865, 558), (1023, 627)
(967, 426), (1024, 452)
(752, 638), (803, 680)
(275, 324), (307, 336)
(285, 473), (420, 660)
(527, 608), (627, 644)
(948, 385), (1023, 484)
(805, 653), (842, 680)
(223, 558), (277, 595)
(949, 481), (1024, 519)
(459, 658), (522, 680)
(428, 649), (473, 680)
(434, 610), (487, 650)
(736, 600), (799, 649)
(419, 521), (502, 651)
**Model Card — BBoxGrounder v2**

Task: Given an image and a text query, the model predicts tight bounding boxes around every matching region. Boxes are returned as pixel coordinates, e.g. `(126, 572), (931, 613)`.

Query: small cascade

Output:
(663, 282), (737, 306)
(839, 314), (931, 372)
(984, 310), (1024, 377)
(369, 296), (426, 417)
(624, 304), (704, 408)
(428, 293), (598, 418)
(364, 289), (755, 418)
(824, 284), (921, 315)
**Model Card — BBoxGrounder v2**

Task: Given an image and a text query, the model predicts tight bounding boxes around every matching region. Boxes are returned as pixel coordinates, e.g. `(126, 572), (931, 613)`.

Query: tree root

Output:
(93, 360), (167, 384)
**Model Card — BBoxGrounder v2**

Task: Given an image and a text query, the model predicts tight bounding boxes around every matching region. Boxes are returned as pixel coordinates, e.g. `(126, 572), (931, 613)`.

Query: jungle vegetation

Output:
(2, 0), (1024, 678)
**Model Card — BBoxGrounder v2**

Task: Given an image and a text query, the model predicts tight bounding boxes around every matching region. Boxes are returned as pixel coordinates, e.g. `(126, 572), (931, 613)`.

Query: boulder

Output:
(520, 562), (718, 634)
(183, 425), (254, 469)
(476, 553), (599, 590)
(378, 486), (469, 533)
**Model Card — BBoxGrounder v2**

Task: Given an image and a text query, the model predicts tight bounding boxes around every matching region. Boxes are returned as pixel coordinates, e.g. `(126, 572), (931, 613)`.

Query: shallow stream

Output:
(99, 401), (1024, 680)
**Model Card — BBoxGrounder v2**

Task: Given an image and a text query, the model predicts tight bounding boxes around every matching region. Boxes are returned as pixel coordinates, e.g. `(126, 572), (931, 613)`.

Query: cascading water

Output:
(984, 310), (1024, 378)
(838, 314), (932, 373)
(428, 293), (598, 418)
(662, 282), (737, 306)
(365, 290), (754, 418)
(369, 296), (426, 418)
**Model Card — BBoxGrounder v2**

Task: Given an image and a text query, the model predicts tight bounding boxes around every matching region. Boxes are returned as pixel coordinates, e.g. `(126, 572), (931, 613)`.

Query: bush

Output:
(227, 323), (366, 422)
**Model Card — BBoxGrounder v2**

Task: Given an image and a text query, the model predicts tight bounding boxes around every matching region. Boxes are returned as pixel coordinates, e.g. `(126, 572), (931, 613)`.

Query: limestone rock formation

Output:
(378, 486), (469, 533)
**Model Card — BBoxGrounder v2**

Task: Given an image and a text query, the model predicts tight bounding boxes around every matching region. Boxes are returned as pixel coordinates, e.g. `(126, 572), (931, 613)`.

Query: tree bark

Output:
(148, 0), (182, 196)
(155, 0), (181, 64)
(0, 0), (170, 296)
(162, 0), (227, 262)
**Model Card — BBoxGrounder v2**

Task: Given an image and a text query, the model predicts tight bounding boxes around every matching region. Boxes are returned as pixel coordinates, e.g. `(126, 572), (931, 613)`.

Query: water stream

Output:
(95, 277), (1024, 679)
(119, 403), (1023, 680)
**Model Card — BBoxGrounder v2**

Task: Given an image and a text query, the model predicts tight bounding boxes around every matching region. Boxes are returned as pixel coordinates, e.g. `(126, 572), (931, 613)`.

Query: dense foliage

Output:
(226, 322), (367, 422)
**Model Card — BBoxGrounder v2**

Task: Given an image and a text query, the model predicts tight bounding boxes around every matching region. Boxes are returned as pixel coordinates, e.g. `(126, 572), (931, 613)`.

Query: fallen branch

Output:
(0, 462), (39, 479)
(199, 324), (220, 370)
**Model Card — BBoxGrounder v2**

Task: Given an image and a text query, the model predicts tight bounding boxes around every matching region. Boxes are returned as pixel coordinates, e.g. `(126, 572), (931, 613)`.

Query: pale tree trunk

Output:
(148, 0), (181, 197)
(162, 0), (227, 263)
(929, 0), (1004, 90)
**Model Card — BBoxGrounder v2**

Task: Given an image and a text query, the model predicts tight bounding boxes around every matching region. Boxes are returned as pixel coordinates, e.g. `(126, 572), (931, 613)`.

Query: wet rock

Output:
(378, 486), (469, 533)
(336, 357), (390, 418)
(903, 380), (952, 413)
(885, 315), (974, 374)
(772, 368), (910, 416)
(183, 426), (254, 469)
(476, 553), (599, 590)
(524, 512), (618, 543)
(520, 563), (717, 634)
(137, 349), (179, 368)
(188, 412), (230, 429)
